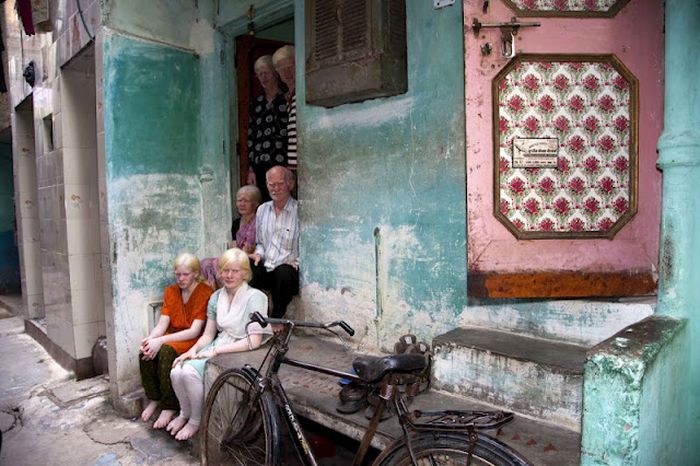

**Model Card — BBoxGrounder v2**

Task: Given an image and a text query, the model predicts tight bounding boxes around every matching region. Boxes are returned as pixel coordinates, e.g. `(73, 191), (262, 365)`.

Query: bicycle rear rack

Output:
(408, 409), (514, 431)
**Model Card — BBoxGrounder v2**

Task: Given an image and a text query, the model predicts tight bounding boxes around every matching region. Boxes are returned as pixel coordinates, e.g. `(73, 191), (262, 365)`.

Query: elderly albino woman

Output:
(246, 54), (288, 202)
(139, 253), (212, 429)
(231, 184), (262, 254)
(167, 248), (273, 441)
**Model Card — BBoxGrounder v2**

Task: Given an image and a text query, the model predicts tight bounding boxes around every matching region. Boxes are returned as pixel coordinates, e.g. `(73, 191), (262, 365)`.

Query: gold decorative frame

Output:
(492, 54), (639, 240)
(501, 0), (631, 17)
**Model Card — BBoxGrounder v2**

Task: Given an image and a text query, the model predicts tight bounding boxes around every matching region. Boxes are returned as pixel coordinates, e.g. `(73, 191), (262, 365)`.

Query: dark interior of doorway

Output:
(235, 34), (292, 187)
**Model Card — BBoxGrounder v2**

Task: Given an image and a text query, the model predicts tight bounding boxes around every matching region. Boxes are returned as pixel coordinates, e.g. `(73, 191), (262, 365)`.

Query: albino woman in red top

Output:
(138, 253), (212, 429)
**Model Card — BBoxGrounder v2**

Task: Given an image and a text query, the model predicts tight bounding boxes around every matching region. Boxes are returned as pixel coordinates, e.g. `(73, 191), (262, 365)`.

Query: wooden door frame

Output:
(234, 35), (291, 187)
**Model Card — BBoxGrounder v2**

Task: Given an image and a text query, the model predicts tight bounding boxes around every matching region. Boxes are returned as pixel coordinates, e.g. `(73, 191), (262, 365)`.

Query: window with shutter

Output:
(306, 0), (407, 108)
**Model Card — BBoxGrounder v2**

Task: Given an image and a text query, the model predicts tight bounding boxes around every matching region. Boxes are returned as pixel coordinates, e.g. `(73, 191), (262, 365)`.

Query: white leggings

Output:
(170, 364), (204, 425)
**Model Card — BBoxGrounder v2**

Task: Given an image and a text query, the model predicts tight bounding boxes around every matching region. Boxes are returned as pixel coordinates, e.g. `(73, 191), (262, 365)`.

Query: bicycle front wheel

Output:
(201, 368), (281, 466)
(373, 432), (533, 466)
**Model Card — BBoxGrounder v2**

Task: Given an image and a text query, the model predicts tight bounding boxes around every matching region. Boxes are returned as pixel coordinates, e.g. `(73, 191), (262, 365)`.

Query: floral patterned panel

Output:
(503, 0), (630, 16)
(494, 56), (637, 238)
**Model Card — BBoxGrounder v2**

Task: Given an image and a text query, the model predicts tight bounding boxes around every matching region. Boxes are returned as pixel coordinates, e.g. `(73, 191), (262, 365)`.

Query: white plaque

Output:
(512, 138), (559, 168)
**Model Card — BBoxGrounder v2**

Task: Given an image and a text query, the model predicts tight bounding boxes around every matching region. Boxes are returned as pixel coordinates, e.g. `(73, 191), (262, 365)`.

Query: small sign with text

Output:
(512, 137), (559, 168)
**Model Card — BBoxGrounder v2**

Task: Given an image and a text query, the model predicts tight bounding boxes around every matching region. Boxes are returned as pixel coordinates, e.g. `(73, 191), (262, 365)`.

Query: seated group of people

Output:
(138, 165), (299, 441)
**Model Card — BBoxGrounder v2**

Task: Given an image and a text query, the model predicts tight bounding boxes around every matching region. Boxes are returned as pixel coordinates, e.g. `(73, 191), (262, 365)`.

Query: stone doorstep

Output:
(432, 327), (588, 432)
(204, 334), (580, 466)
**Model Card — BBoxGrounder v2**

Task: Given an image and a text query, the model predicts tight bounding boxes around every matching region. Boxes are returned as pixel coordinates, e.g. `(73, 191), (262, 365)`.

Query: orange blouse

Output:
(161, 282), (212, 354)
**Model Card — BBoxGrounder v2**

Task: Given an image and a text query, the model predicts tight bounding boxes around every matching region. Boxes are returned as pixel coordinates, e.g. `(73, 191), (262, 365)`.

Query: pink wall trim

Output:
(465, 0), (664, 273)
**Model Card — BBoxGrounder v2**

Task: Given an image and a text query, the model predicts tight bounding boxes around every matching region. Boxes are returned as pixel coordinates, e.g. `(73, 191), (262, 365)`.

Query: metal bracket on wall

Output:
(471, 17), (540, 58)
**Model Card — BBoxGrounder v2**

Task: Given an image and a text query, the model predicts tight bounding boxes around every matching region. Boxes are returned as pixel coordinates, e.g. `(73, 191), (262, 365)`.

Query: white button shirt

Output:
(254, 197), (299, 271)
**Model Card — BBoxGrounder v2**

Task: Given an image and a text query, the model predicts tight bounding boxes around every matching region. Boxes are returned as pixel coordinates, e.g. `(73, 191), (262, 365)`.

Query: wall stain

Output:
(660, 223), (674, 283)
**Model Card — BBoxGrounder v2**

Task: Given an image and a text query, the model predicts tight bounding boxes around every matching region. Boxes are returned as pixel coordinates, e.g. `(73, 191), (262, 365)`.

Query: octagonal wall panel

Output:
(494, 54), (638, 239)
(465, 0), (664, 298)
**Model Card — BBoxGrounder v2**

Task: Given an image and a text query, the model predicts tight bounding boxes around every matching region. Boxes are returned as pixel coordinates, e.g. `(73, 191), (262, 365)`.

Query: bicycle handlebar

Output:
(249, 311), (355, 336)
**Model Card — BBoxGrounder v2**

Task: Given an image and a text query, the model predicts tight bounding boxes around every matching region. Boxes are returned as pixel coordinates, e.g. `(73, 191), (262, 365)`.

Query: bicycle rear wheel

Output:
(201, 368), (281, 466)
(373, 432), (533, 466)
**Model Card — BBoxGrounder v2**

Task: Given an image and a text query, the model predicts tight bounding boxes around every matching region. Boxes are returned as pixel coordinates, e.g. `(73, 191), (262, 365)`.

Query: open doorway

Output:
(233, 18), (294, 193)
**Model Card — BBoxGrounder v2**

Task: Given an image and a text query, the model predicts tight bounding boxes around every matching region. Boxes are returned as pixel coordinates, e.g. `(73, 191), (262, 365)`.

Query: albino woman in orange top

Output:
(138, 253), (213, 429)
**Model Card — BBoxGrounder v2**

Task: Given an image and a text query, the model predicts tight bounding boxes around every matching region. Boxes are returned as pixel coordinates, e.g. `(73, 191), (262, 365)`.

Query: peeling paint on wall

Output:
(107, 174), (205, 390)
(103, 0), (199, 52)
(102, 29), (229, 396)
(298, 1), (467, 351)
(189, 18), (215, 55)
(461, 299), (655, 346)
(581, 316), (688, 465)
(310, 97), (416, 130)
(433, 341), (583, 431)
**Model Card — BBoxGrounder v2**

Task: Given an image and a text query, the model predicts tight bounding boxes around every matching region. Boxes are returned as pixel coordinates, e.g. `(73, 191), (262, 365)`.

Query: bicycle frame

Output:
(245, 319), (365, 466)
(243, 315), (516, 466)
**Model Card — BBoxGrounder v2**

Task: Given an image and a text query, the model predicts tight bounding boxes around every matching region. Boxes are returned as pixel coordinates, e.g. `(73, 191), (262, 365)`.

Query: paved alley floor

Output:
(0, 299), (197, 466)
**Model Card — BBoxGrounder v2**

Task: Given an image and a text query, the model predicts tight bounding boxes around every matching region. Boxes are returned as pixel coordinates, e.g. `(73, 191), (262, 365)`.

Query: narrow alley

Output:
(0, 295), (362, 465)
(0, 295), (197, 465)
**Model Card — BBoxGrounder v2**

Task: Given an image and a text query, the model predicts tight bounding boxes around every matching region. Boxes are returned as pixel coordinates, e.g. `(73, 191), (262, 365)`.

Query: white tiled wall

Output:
(6, 0), (106, 361)
(59, 54), (104, 360)
(11, 105), (45, 319)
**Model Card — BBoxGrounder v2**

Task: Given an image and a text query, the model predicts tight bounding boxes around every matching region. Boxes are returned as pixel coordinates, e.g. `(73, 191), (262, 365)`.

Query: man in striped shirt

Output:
(273, 45), (297, 172)
(250, 166), (299, 318)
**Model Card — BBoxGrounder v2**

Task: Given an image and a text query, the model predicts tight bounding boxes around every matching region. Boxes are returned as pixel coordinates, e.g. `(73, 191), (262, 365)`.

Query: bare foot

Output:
(174, 421), (199, 441)
(153, 409), (175, 429)
(166, 415), (188, 435)
(140, 400), (158, 422)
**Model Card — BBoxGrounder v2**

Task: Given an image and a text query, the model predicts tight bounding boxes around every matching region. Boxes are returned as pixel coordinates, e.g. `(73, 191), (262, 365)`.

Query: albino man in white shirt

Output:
(250, 166), (299, 320)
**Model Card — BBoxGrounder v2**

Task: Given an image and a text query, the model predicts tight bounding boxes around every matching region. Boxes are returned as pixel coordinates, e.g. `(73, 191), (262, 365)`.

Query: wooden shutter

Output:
(306, 0), (407, 107)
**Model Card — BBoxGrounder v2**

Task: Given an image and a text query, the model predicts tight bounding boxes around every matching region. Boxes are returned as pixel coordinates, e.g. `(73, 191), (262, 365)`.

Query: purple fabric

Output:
(236, 218), (256, 254)
(17, 0), (35, 36)
(200, 258), (220, 289)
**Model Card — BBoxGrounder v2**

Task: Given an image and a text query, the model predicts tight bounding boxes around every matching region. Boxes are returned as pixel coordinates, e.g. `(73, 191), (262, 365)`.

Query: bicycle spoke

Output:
(376, 433), (528, 466)
(202, 369), (280, 466)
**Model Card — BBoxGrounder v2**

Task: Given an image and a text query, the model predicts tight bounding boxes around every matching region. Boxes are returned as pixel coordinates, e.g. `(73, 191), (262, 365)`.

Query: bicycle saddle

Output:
(352, 354), (427, 383)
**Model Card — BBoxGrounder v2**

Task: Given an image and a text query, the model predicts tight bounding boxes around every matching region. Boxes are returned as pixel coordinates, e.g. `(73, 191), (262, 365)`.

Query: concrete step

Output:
(460, 298), (655, 347)
(432, 327), (588, 432)
(205, 334), (580, 466)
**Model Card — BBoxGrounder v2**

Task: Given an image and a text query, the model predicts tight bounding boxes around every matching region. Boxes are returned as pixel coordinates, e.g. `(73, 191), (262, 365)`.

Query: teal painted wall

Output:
(104, 37), (199, 180)
(656, 0), (700, 459)
(296, 1), (466, 348)
(100, 0), (232, 401)
(103, 29), (230, 394)
(197, 27), (233, 254)
(0, 142), (20, 293)
(637, 324), (690, 464)
(581, 316), (688, 465)
(104, 32), (202, 290)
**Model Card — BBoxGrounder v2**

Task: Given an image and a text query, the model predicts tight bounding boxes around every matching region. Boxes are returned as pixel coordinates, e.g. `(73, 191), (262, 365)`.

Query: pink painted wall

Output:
(465, 0), (664, 273)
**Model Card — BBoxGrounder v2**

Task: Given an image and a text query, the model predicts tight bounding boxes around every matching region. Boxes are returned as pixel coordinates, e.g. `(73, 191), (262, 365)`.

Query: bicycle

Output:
(200, 312), (533, 466)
